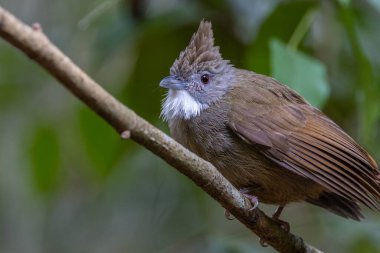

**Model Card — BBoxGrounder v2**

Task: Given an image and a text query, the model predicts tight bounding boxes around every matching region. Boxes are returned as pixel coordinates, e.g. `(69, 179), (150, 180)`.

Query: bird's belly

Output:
(207, 148), (322, 205)
(190, 138), (322, 205)
(169, 115), (323, 206)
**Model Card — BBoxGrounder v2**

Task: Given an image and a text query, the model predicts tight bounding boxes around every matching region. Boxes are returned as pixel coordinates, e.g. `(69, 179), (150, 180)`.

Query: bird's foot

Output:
(258, 206), (289, 247)
(239, 188), (259, 210)
(272, 217), (290, 232)
(245, 194), (259, 210)
(243, 194), (266, 247)
(272, 206), (290, 232)
(224, 189), (259, 221)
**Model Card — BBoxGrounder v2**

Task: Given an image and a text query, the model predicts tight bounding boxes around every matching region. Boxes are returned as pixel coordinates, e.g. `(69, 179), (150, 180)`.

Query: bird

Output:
(159, 20), (380, 229)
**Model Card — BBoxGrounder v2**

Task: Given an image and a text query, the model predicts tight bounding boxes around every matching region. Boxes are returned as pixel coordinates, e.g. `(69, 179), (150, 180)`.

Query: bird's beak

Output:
(159, 76), (187, 90)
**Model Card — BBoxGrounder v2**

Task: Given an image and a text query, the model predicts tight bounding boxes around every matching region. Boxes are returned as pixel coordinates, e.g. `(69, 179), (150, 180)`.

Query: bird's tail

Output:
(306, 192), (364, 221)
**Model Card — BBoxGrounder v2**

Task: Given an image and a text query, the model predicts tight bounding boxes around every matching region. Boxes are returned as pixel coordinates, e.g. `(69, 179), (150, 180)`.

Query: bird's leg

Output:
(271, 206), (290, 232)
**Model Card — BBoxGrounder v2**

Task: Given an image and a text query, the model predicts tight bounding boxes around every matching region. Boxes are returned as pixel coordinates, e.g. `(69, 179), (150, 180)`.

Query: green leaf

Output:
(270, 39), (330, 108)
(28, 126), (61, 195)
(244, 1), (316, 75)
(78, 107), (121, 178)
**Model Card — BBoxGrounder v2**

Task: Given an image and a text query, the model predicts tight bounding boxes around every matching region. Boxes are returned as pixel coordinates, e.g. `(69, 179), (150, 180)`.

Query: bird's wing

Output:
(227, 75), (380, 210)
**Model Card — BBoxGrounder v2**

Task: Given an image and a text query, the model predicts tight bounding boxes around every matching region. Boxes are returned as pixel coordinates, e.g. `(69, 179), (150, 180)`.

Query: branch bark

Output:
(0, 6), (323, 253)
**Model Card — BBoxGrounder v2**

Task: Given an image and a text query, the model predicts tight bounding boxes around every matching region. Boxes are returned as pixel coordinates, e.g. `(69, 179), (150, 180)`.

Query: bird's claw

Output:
(240, 192), (259, 210)
(224, 189), (259, 220)
(247, 195), (259, 210)
(224, 210), (235, 220)
(272, 218), (290, 232)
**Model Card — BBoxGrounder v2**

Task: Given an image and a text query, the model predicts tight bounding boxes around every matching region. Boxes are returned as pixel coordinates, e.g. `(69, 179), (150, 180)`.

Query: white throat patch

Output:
(161, 90), (208, 121)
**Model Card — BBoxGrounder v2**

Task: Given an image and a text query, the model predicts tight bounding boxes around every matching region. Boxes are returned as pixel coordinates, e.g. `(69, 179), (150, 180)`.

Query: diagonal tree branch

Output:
(0, 6), (323, 253)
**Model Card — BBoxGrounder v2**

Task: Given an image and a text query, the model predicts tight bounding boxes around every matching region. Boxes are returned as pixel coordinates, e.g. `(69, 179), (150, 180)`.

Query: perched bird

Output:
(159, 20), (380, 228)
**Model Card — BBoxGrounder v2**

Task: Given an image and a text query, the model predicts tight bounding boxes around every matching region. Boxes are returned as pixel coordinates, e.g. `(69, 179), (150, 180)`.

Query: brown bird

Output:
(159, 20), (380, 228)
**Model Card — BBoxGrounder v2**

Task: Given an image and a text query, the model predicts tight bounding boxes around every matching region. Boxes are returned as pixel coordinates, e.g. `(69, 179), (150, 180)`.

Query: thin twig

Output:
(0, 6), (323, 253)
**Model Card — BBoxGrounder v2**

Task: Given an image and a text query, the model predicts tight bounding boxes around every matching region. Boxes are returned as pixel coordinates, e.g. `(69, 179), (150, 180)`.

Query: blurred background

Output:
(0, 0), (379, 252)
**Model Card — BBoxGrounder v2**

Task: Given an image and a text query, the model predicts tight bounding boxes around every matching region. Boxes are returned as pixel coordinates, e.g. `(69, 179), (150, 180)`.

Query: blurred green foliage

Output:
(28, 125), (61, 194)
(78, 107), (122, 178)
(270, 39), (330, 108)
(0, 0), (380, 253)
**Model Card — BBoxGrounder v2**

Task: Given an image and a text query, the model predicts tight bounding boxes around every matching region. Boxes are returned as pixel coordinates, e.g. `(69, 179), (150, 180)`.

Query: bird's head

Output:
(160, 20), (234, 121)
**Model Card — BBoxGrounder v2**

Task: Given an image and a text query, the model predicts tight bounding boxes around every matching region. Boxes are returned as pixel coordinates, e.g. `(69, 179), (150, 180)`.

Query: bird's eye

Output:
(201, 74), (210, 84)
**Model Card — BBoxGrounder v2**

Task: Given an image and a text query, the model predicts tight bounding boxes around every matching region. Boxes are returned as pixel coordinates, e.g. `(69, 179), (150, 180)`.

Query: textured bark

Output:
(0, 6), (323, 253)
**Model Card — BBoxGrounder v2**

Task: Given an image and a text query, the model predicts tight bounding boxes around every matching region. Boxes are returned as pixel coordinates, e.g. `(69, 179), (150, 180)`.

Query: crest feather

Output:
(170, 20), (230, 77)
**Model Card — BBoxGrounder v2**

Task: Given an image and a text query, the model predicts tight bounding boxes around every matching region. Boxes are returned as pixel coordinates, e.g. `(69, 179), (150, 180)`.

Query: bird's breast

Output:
(168, 99), (263, 186)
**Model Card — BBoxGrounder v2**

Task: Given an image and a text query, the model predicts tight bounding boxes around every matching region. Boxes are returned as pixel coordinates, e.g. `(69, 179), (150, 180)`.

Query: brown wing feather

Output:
(228, 74), (380, 210)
